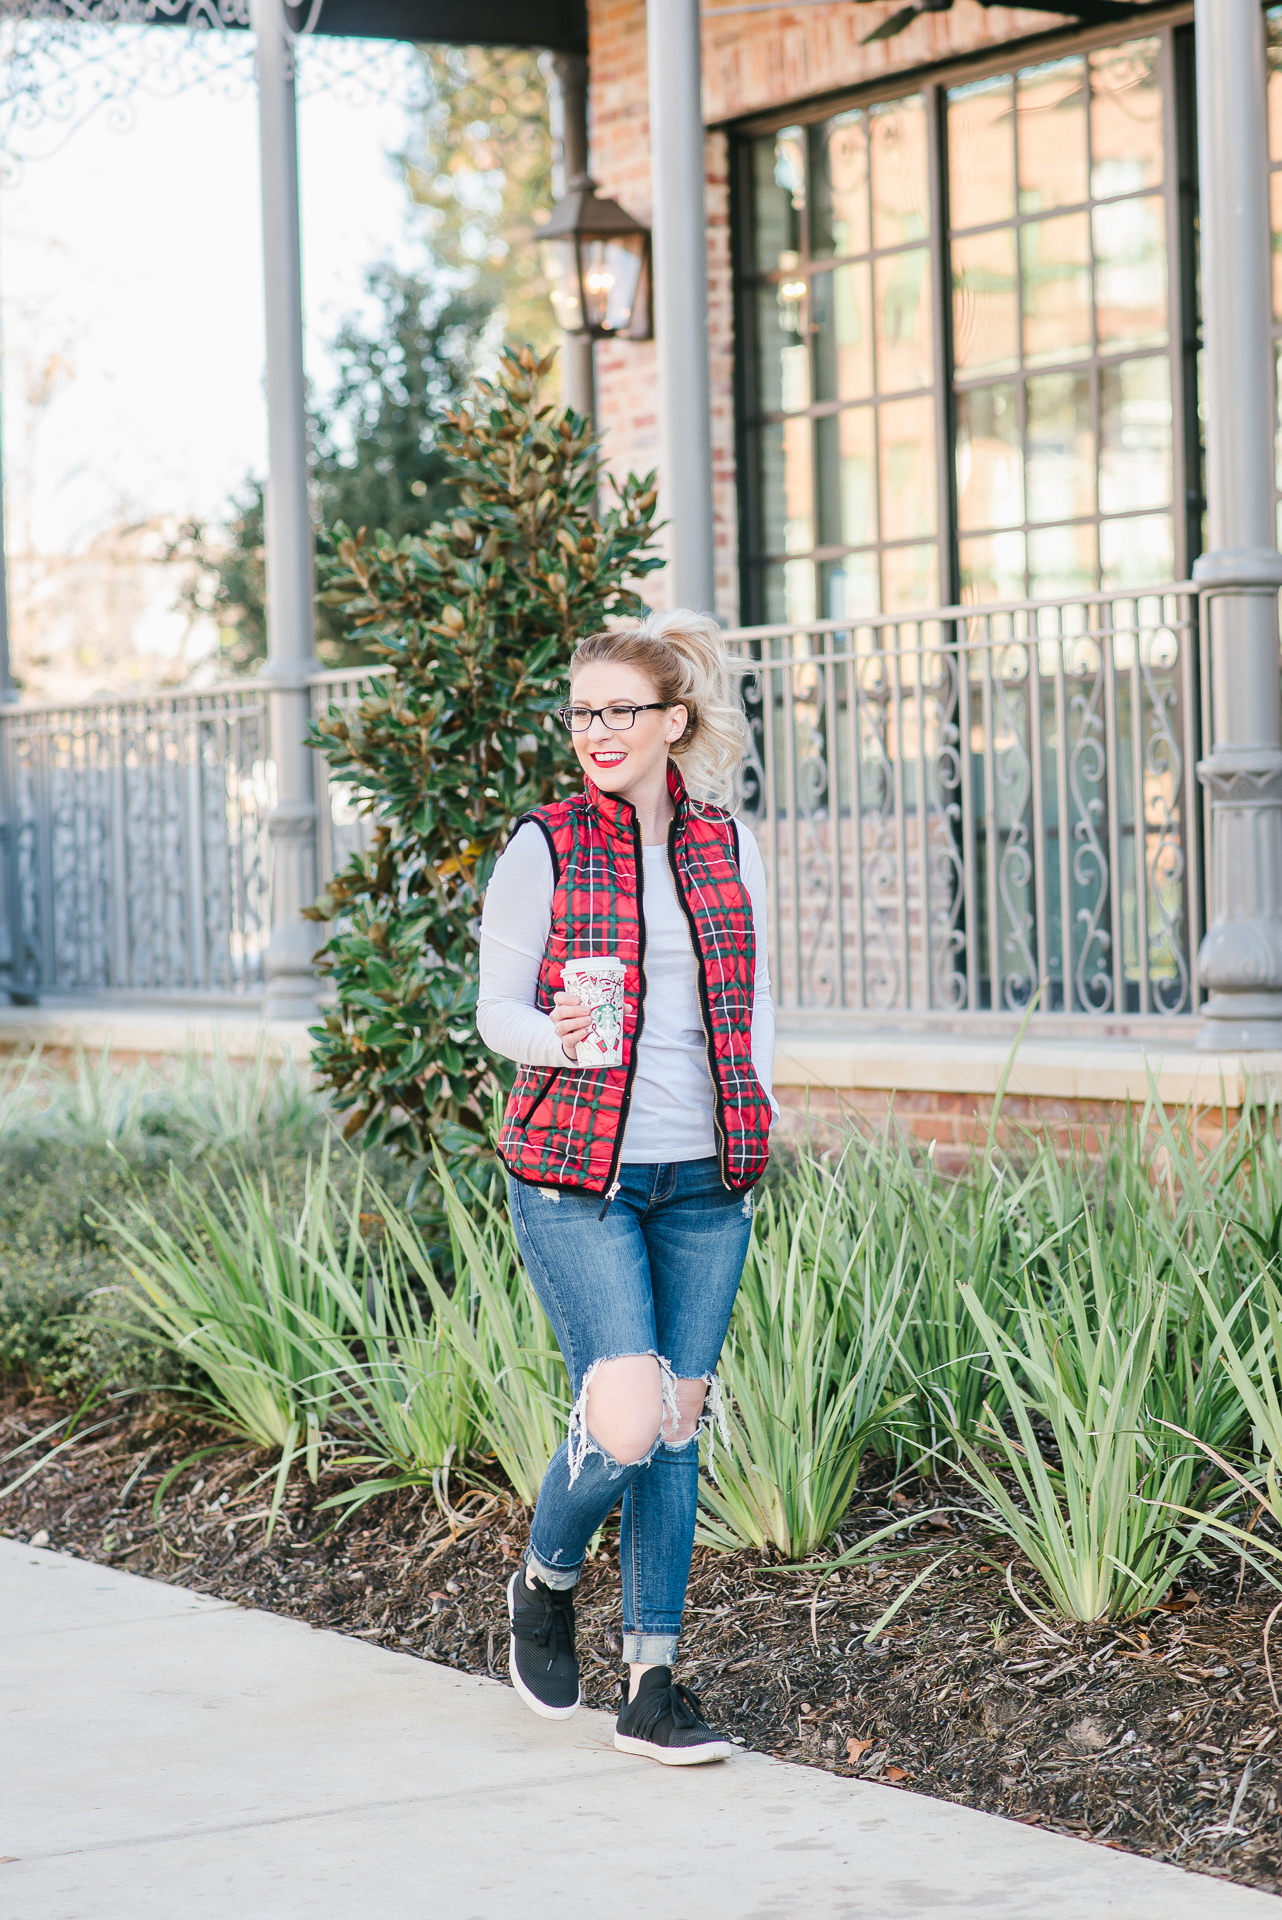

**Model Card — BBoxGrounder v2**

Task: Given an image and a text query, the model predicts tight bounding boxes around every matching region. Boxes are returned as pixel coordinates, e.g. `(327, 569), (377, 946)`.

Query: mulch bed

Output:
(5, 1383), (1282, 1897)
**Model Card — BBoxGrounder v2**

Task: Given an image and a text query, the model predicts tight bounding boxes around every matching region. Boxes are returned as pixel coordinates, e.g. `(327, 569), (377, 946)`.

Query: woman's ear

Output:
(666, 704), (690, 745)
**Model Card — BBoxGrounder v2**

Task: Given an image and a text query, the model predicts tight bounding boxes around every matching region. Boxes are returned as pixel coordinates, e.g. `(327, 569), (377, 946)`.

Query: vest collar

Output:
(583, 763), (691, 841)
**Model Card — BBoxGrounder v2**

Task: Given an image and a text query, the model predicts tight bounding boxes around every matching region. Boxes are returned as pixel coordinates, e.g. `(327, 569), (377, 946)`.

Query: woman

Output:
(476, 607), (776, 1767)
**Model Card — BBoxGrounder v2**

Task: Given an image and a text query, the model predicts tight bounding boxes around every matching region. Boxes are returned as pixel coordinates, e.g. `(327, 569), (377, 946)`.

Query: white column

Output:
(547, 53), (596, 422)
(0, 429), (12, 706)
(253, 0), (318, 1021)
(0, 207), (16, 708)
(1193, 0), (1282, 1049)
(0, 223), (27, 1008)
(646, 0), (716, 612)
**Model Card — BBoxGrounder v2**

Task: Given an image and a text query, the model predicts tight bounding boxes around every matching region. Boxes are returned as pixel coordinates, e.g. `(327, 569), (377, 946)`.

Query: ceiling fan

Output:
(859, 0), (1138, 45)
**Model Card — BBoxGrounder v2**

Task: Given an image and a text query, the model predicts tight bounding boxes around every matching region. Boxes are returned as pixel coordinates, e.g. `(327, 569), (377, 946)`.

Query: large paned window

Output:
(740, 96), (942, 625)
(735, 27), (1196, 621)
(952, 41), (1175, 602)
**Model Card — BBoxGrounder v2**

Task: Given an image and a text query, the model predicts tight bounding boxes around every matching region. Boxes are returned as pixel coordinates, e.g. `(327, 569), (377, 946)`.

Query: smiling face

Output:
(568, 660), (688, 803)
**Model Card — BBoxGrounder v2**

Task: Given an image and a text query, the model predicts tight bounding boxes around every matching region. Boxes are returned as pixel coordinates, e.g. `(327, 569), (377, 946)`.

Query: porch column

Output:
(253, 0), (319, 1021)
(0, 297), (27, 1007)
(548, 53), (596, 422)
(646, 0), (716, 612)
(0, 413), (12, 706)
(1194, 0), (1282, 1049)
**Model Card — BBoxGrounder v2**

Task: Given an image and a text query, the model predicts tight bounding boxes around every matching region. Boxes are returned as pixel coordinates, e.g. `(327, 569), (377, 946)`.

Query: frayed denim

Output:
(510, 1156), (753, 1662)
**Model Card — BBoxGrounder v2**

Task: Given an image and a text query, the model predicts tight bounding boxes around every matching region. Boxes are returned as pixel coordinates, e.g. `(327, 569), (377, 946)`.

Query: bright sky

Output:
(1, 27), (430, 558)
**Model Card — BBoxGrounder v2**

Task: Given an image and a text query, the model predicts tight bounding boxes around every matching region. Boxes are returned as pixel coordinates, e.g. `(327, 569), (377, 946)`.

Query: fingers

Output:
(550, 992), (593, 1050)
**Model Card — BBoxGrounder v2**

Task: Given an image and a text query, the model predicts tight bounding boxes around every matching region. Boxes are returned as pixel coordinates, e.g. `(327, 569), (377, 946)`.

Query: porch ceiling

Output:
(28, 1), (587, 51)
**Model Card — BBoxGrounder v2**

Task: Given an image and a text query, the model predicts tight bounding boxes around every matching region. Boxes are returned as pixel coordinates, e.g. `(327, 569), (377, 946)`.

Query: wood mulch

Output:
(4, 1383), (1282, 1897)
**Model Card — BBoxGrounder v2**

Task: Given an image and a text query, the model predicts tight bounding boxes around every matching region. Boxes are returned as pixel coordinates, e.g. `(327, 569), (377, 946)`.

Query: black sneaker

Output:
(506, 1566), (580, 1720)
(613, 1667), (731, 1766)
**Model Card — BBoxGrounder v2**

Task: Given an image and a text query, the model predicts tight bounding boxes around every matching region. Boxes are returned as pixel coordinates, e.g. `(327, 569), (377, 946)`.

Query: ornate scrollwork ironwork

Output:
(0, 592), (1199, 1018)
(3, 687), (269, 994)
(923, 640), (967, 1011)
(1065, 640), (1112, 1014)
(1138, 626), (1190, 1016)
(853, 644), (901, 1012)
(992, 646), (1037, 1011)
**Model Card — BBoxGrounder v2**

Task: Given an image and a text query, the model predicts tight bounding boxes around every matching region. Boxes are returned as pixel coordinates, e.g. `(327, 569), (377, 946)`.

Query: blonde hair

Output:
(569, 608), (748, 807)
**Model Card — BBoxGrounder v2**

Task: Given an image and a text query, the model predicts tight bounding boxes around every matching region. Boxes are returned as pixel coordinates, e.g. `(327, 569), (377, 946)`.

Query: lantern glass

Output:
(581, 236), (645, 333)
(540, 236), (584, 333)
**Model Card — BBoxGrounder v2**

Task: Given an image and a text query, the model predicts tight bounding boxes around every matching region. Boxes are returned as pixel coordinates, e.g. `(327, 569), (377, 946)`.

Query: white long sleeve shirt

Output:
(477, 819), (777, 1164)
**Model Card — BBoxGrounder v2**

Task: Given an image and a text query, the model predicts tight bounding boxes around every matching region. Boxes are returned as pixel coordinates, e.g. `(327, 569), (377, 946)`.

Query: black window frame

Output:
(729, 7), (1202, 626)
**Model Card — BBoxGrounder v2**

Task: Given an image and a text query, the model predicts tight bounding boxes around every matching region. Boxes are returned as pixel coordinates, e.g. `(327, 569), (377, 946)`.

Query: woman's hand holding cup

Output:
(550, 990), (593, 1064)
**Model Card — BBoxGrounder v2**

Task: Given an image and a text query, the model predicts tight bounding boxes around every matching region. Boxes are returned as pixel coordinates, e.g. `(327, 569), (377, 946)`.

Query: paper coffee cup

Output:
(562, 955), (626, 1067)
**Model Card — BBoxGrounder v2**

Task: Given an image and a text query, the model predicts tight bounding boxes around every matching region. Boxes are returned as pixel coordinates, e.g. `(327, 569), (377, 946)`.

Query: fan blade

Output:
(861, 4), (923, 42)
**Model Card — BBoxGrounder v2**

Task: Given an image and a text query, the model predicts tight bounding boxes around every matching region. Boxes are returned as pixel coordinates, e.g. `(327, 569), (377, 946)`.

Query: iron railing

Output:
(727, 587), (1201, 1019)
(1, 684), (270, 998)
(0, 586), (1204, 1021)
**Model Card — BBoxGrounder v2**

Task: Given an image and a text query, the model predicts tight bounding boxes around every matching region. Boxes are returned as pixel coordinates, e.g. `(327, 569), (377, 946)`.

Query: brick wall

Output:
(585, 2), (1098, 619)
(773, 1082), (1237, 1175)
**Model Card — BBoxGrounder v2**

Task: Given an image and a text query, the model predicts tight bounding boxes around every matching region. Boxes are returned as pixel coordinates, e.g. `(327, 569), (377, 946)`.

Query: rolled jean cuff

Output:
(622, 1631), (680, 1665)
(524, 1548), (581, 1591)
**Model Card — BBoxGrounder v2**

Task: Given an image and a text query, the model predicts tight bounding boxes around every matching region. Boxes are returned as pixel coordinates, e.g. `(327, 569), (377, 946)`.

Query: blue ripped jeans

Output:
(508, 1157), (754, 1665)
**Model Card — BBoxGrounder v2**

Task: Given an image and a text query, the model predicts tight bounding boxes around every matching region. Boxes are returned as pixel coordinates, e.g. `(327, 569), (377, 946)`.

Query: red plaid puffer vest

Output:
(496, 766), (771, 1199)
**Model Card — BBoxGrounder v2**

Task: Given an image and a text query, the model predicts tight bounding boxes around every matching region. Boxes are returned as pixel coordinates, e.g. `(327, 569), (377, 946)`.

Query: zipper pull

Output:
(598, 1179), (621, 1222)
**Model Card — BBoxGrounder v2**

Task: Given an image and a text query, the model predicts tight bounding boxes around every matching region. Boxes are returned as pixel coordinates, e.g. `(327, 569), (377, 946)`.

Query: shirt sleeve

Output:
(477, 821), (568, 1070)
(737, 823), (780, 1124)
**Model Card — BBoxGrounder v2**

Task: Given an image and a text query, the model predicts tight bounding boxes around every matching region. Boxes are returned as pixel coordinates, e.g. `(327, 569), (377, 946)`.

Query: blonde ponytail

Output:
(569, 608), (748, 807)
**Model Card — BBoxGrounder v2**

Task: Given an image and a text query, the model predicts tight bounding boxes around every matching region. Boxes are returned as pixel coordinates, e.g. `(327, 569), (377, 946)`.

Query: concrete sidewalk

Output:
(2, 1541), (1273, 1919)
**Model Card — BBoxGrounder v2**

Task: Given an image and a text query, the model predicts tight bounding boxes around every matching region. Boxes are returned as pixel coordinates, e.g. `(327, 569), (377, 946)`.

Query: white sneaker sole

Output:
(613, 1731), (732, 1766)
(506, 1572), (580, 1721)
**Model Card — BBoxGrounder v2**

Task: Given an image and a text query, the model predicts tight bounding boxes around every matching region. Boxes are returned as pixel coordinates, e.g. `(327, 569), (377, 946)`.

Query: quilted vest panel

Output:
(496, 766), (771, 1196)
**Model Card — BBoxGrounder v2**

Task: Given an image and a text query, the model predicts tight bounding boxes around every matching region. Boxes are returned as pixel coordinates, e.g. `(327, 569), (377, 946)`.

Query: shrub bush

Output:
(306, 343), (663, 1163)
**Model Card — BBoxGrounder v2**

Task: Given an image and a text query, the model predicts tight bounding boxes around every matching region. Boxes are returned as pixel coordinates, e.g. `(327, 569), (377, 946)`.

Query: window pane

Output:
(760, 559), (818, 624)
(1271, 17), (1282, 163)
(960, 532), (1026, 603)
(875, 248), (933, 392)
(1100, 512), (1173, 589)
(752, 281), (809, 414)
(751, 133), (803, 274)
(883, 543), (939, 613)
(813, 264), (873, 404)
(821, 553), (879, 620)
(1027, 371), (1094, 523)
(956, 383), (1023, 531)
(949, 75), (1015, 232)
(816, 406), (877, 548)
(1021, 212), (1092, 365)
(811, 110), (869, 260)
(1100, 357), (1172, 515)
(757, 416), (814, 554)
(1094, 194), (1167, 351)
(1089, 39), (1163, 198)
(870, 96), (930, 251)
(1028, 521), (1098, 599)
(952, 229), (1019, 375)
(1017, 58), (1087, 215)
(878, 394), (936, 541)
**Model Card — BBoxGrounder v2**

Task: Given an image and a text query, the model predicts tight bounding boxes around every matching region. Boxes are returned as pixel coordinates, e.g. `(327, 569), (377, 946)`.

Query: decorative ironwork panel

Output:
(728, 586), (1200, 1019)
(0, 686), (269, 996)
(0, 591), (1199, 1016)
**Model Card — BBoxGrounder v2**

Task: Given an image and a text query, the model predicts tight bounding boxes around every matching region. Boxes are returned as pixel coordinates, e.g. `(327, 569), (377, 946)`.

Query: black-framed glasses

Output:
(557, 701), (673, 734)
